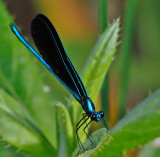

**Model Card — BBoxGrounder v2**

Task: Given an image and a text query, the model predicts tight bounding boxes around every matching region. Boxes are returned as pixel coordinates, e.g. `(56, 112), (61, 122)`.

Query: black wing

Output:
(31, 14), (87, 101)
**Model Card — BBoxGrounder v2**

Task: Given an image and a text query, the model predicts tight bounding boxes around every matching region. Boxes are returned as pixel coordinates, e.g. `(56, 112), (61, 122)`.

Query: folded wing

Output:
(31, 14), (87, 101)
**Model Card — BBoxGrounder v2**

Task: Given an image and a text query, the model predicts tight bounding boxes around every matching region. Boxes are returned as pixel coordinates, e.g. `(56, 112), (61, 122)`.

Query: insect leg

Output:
(82, 113), (93, 144)
(76, 114), (87, 152)
(76, 116), (89, 153)
(83, 120), (93, 146)
(77, 114), (87, 127)
(83, 113), (93, 145)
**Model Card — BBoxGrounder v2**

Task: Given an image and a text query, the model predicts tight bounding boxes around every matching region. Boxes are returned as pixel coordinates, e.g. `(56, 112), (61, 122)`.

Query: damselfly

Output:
(10, 14), (111, 152)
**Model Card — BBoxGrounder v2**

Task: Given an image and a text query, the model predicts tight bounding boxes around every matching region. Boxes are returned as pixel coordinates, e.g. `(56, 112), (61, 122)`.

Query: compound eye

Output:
(91, 114), (96, 121)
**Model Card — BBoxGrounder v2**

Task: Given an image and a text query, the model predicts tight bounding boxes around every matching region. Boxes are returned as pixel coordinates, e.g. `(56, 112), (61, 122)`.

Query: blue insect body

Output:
(10, 14), (110, 151)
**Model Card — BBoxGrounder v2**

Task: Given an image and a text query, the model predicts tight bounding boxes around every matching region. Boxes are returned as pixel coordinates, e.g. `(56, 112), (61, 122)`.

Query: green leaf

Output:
(0, 89), (56, 157)
(89, 89), (160, 157)
(55, 103), (73, 157)
(82, 19), (120, 104)
(0, 0), (57, 147)
(68, 19), (119, 149)
(0, 142), (29, 157)
(69, 19), (120, 124)
(72, 128), (112, 157)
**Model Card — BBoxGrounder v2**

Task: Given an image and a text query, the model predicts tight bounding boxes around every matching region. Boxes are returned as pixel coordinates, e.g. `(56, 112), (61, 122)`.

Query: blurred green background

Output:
(0, 0), (160, 156)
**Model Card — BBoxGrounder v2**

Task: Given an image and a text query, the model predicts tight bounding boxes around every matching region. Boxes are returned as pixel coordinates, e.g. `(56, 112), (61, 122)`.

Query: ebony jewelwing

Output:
(10, 14), (111, 151)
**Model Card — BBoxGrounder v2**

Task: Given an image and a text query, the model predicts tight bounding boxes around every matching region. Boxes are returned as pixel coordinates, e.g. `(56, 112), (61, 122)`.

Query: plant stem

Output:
(99, 0), (108, 122)
(99, 0), (107, 33)
(118, 0), (138, 118)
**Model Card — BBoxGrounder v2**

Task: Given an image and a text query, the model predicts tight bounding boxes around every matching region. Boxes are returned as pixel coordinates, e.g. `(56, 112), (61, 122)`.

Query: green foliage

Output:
(69, 19), (120, 125)
(0, 0), (160, 157)
(0, 0), (57, 150)
(0, 90), (56, 157)
(0, 0), (119, 156)
(118, 0), (138, 118)
(68, 20), (119, 150)
(99, 0), (110, 123)
(55, 103), (73, 156)
(89, 90), (160, 157)
(0, 143), (28, 157)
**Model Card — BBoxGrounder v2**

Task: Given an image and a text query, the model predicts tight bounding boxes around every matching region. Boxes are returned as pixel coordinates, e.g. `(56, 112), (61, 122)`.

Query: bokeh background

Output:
(0, 0), (160, 156)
